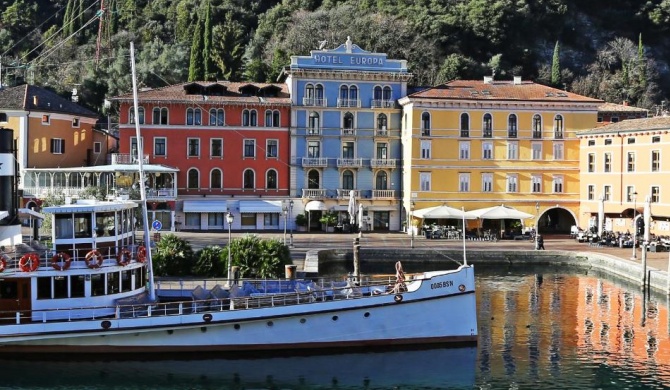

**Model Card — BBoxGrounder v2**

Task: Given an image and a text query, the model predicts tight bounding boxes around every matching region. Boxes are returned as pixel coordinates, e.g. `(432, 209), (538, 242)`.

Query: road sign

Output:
(152, 220), (162, 231)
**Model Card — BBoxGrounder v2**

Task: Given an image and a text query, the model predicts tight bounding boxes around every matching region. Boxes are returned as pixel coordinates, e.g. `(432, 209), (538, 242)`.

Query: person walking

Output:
(536, 234), (545, 250)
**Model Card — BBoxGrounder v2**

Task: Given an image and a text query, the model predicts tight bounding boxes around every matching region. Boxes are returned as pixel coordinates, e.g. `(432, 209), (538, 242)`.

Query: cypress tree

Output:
(63, 0), (74, 37)
(203, 0), (214, 80)
(188, 12), (205, 82)
(551, 41), (561, 87)
(638, 33), (647, 89)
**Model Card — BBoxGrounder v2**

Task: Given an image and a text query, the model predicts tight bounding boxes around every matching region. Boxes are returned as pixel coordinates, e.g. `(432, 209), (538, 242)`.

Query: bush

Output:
(295, 212), (308, 227)
(193, 245), (226, 277)
(152, 234), (195, 276)
(224, 234), (291, 279)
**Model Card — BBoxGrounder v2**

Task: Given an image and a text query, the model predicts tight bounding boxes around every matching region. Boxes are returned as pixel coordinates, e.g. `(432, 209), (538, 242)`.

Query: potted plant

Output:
(295, 213), (308, 232)
(319, 212), (338, 232)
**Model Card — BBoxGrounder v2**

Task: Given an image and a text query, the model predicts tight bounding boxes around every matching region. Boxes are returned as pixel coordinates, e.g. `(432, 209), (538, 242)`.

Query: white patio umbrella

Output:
(597, 196), (605, 239)
(348, 191), (357, 225)
(643, 195), (651, 243)
(358, 203), (364, 231)
(468, 204), (534, 219)
(413, 204), (476, 219)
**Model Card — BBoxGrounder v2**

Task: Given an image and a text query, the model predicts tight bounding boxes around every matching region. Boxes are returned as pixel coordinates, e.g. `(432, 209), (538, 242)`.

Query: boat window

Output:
(54, 276), (68, 299)
(0, 280), (18, 299)
(54, 214), (74, 239)
(107, 272), (119, 295)
(134, 266), (146, 289)
(121, 270), (132, 292)
(71, 275), (85, 298)
(91, 274), (105, 296)
(37, 277), (51, 299)
(74, 213), (92, 238)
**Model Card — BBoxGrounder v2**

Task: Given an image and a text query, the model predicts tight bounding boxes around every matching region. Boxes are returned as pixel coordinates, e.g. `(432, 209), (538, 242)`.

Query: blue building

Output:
(281, 37), (412, 231)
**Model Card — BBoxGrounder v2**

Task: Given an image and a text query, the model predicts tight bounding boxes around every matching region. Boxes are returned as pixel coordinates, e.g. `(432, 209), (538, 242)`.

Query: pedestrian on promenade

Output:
(536, 234), (545, 250)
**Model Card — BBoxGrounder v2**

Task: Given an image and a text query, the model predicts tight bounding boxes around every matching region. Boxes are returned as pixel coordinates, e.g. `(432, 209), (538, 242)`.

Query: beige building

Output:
(577, 116), (670, 237)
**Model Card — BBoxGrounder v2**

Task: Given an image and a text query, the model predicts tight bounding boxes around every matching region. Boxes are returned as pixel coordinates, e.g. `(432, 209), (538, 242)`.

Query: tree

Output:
(203, 0), (215, 80)
(551, 41), (561, 87)
(188, 11), (204, 81)
(224, 235), (291, 279)
(152, 234), (195, 276)
(212, 12), (246, 81)
(193, 245), (226, 276)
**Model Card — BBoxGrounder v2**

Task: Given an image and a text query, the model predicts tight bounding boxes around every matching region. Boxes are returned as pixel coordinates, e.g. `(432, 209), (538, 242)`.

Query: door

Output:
(0, 279), (31, 323)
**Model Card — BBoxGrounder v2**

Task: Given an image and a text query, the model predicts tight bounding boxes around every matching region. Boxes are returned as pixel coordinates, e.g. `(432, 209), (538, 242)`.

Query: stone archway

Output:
(537, 206), (578, 235)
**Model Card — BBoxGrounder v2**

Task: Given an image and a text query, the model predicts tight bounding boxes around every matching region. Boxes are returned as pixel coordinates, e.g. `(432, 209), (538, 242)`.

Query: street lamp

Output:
(632, 191), (638, 260)
(535, 202), (540, 233)
(289, 199), (294, 248)
(282, 204), (288, 245)
(410, 200), (415, 248)
(226, 212), (234, 285)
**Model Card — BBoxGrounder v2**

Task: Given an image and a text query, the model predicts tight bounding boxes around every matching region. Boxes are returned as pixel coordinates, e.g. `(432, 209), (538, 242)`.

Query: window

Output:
(265, 110), (280, 127)
(342, 141), (355, 159)
(604, 153), (611, 172)
(604, 185), (611, 201)
(305, 84), (315, 105)
(507, 114), (517, 138)
(187, 138), (200, 157)
(604, 139), (612, 145)
(482, 142), (493, 160)
(264, 214), (279, 227)
(0, 113), (7, 122)
(531, 174), (542, 193)
(652, 136), (661, 143)
(376, 143), (388, 159)
(383, 86), (391, 101)
(506, 174), (518, 192)
(243, 169), (255, 189)
(307, 169), (320, 188)
(532, 114), (542, 138)
(130, 107), (145, 124)
(460, 113), (469, 137)
(266, 170), (277, 189)
(459, 173), (470, 192)
(652, 186), (660, 203)
(483, 114), (492, 138)
(244, 139), (256, 158)
(307, 141), (320, 158)
(209, 213), (225, 227)
(342, 170), (354, 190)
(376, 171), (388, 190)
(209, 109), (225, 126)
(50, 138), (65, 154)
(242, 109), (257, 126)
(554, 115), (563, 139)
(72, 118), (80, 127)
(343, 112), (355, 133)
(93, 142), (101, 154)
(626, 186), (635, 202)
(130, 137), (139, 159)
(42, 114), (50, 124)
(652, 150), (660, 172)
(588, 140), (595, 146)
(152, 107), (168, 125)
(211, 139), (223, 158)
(627, 152), (635, 172)
(187, 168), (199, 189)
(420, 140), (431, 159)
(377, 113), (387, 131)
(553, 175), (564, 193)
(627, 138), (635, 144)
(531, 143), (542, 160)
(587, 153), (595, 172)
(588, 185), (594, 200)
(459, 141), (470, 160)
(421, 112), (431, 136)
(611, 116), (619, 123)
(154, 137), (167, 156)
(308, 112), (320, 134)
(553, 142), (564, 160)
(420, 172), (431, 191)
(482, 173), (493, 192)
(210, 169), (222, 189)
(266, 140), (278, 158)
(186, 108), (202, 125)
(507, 141), (518, 160)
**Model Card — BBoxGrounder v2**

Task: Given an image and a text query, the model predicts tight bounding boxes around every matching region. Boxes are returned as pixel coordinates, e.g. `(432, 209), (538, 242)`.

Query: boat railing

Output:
(0, 245), (144, 271)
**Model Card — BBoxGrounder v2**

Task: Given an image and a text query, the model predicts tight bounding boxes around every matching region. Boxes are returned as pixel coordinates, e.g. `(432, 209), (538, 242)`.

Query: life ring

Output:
(51, 252), (72, 271)
(116, 249), (131, 266)
(136, 246), (147, 263)
(19, 253), (40, 272)
(85, 250), (103, 269)
(0, 255), (7, 273)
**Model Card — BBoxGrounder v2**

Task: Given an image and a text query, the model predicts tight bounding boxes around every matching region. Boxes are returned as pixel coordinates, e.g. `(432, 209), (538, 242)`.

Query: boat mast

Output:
(130, 41), (156, 301)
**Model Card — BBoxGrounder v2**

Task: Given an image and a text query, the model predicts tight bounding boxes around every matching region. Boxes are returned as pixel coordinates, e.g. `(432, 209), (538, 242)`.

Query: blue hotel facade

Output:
(281, 38), (412, 231)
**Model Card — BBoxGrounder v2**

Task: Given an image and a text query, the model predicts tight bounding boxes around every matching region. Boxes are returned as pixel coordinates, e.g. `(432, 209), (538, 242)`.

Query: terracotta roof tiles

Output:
(598, 102), (648, 113)
(577, 115), (670, 136)
(0, 84), (98, 117)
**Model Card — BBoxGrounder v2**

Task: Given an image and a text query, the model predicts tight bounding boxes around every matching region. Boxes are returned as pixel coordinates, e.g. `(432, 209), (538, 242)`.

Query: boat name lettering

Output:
(431, 280), (453, 289)
(312, 54), (384, 66)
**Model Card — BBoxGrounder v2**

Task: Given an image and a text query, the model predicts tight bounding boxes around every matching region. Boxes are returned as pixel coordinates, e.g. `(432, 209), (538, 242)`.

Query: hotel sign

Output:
(312, 53), (385, 66)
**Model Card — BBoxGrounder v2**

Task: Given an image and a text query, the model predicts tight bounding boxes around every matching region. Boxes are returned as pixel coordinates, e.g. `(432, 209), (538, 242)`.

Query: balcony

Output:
(375, 128), (389, 137)
(306, 127), (321, 136)
(337, 158), (363, 168)
(336, 189), (360, 199)
(302, 97), (327, 107)
(341, 128), (356, 136)
(337, 98), (361, 108)
(111, 153), (149, 164)
(302, 189), (327, 199)
(302, 157), (329, 167)
(554, 131), (564, 139)
(370, 159), (396, 168)
(371, 99), (395, 109)
(372, 189), (395, 199)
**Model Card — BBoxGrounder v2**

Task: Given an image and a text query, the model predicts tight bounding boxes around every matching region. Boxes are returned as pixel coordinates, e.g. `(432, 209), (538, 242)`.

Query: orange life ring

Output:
(136, 246), (147, 263)
(51, 252), (72, 271)
(0, 256), (7, 273)
(116, 249), (131, 266)
(85, 250), (103, 269)
(19, 253), (40, 272)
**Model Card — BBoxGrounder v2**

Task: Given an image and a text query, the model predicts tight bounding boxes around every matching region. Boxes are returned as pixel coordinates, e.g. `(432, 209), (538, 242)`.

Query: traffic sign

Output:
(152, 220), (162, 231)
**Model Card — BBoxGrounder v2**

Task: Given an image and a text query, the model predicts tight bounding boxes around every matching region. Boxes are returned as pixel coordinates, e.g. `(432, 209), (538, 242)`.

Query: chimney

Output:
(33, 96), (38, 106)
(622, 100), (628, 106)
(483, 76), (493, 84)
(513, 76), (522, 85)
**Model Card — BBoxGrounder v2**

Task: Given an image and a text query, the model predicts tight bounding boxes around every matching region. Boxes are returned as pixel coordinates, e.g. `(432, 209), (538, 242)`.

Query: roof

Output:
(110, 81), (291, 105)
(577, 115), (670, 136)
(598, 102), (649, 114)
(405, 79), (603, 103)
(0, 84), (98, 117)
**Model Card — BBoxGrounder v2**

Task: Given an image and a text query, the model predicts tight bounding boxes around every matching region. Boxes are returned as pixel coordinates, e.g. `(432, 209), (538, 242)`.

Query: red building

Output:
(113, 81), (292, 231)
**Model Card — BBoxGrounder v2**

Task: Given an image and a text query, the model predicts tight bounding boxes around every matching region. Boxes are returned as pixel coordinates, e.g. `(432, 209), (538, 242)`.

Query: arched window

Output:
(272, 110), (280, 127)
(342, 170), (354, 190)
(243, 169), (255, 189)
(343, 112), (354, 129)
(266, 169), (277, 189)
(421, 112), (431, 136)
(532, 114), (542, 138)
(554, 114), (564, 139)
(377, 114), (387, 131)
(340, 85), (349, 101)
(507, 114), (517, 138)
(187, 168), (199, 189)
(250, 110), (257, 126)
(129, 107), (145, 124)
(373, 86), (383, 100)
(210, 169), (222, 189)
(382, 86), (392, 101)
(460, 113), (470, 137)
(194, 108), (201, 125)
(483, 113), (492, 137)
(308, 112), (320, 134)
(349, 85), (358, 101)
(305, 83), (314, 105)
(315, 84), (324, 100)
(307, 170), (320, 189)
(209, 109), (224, 126)
(242, 109), (250, 126)
(265, 110), (273, 127)
(376, 171), (388, 190)
(186, 108), (194, 125)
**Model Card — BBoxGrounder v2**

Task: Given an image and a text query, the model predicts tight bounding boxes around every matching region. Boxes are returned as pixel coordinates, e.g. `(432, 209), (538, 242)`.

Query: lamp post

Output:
(289, 199), (294, 248)
(535, 202), (540, 234)
(282, 204), (288, 245)
(632, 191), (638, 260)
(410, 200), (415, 249)
(226, 212), (234, 285)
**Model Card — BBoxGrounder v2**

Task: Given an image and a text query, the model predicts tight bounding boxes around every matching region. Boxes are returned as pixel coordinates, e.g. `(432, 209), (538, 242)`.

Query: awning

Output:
(239, 200), (282, 213)
(367, 206), (397, 211)
(332, 205), (349, 211)
(305, 200), (328, 211)
(18, 208), (45, 219)
(0, 211), (7, 220)
(183, 200), (229, 213)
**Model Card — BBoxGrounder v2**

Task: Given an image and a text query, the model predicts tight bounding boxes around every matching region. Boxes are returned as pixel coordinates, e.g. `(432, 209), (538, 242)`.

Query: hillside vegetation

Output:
(1, 0), (668, 114)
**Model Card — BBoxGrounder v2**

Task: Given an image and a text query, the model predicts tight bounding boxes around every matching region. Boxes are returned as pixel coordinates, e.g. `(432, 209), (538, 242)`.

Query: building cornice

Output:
(400, 98), (601, 112)
(284, 69), (413, 82)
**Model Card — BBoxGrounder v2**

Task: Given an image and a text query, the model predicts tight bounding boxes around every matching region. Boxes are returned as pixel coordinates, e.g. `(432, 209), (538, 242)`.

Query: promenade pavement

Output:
(141, 230), (670, 274)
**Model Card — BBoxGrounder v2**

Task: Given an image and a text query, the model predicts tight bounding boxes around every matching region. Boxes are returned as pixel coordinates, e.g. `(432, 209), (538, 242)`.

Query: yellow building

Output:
(576, 116), (670, 238)
(399, 77), (602, 236)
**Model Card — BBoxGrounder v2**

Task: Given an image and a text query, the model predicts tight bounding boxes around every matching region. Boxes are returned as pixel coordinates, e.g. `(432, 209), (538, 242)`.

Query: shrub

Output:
(151, 234), (195, 276)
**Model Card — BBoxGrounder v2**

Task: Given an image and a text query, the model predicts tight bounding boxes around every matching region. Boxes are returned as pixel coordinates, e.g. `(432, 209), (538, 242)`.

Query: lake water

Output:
(1, 265), (669, 389)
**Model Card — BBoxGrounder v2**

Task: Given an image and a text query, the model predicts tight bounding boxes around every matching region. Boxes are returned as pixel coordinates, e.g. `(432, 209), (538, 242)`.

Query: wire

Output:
(0, 3), (66, 57)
